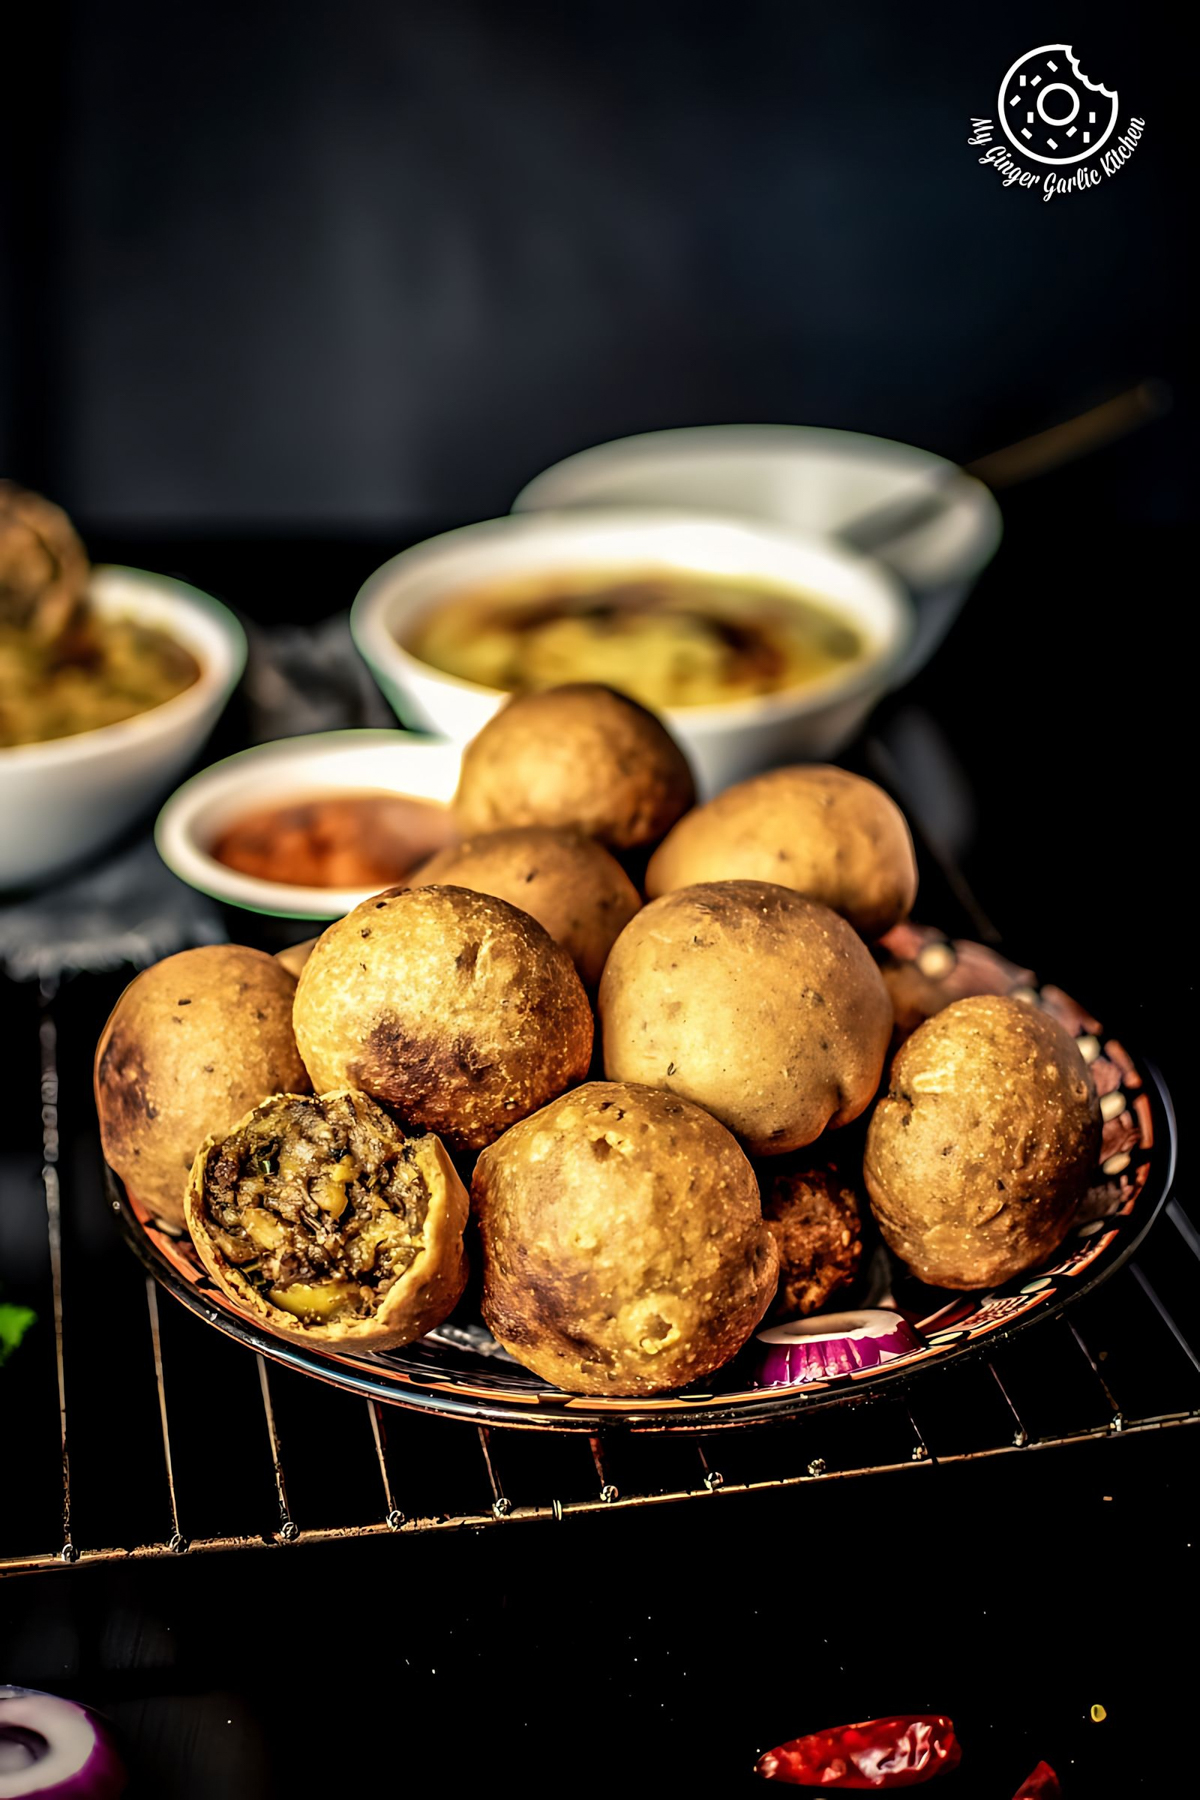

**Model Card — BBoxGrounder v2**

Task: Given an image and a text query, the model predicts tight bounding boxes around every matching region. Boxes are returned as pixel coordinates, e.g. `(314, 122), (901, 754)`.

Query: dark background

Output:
(1, 4), (1192, 1796)
(0, 0), (1186, 527)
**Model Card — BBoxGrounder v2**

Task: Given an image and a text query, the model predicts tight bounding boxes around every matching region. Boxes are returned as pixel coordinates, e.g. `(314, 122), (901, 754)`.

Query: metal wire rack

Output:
(1, 979), (1196, 1579)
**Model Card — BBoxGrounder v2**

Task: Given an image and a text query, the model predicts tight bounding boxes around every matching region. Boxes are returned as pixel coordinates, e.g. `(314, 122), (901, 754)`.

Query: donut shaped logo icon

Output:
(998, 45), (1119, 165)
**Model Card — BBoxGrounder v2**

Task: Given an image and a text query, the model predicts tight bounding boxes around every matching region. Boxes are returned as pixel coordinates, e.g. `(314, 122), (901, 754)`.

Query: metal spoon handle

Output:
(838, 379), (1171, 559)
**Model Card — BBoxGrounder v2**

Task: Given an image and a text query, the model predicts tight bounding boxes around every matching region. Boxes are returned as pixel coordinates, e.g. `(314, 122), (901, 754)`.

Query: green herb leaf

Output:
(0, 1304), (37, 1366)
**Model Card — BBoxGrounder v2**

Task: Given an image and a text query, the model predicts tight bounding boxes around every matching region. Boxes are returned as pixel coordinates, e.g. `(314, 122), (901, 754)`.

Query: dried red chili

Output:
(755, 1715), (962, 1788)
(1012, 1764), (1061, 1799)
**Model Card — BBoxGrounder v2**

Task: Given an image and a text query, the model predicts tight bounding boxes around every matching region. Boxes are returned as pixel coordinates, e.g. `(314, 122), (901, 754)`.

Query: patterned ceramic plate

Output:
(111, 926), (1176, 1432)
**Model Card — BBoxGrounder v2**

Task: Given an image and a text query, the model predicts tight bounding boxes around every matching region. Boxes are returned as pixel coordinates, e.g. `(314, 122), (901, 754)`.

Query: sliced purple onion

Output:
(752, 1309), (923, 1388)
(0, 1688), (125, 1799)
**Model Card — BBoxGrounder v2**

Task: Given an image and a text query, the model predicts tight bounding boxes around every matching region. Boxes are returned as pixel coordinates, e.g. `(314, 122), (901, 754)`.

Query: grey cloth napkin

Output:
(0, 837), (226, 983)
(241, 613), (397, 743)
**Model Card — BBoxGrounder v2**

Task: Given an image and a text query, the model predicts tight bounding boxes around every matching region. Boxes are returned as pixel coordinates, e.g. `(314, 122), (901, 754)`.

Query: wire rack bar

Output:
(143, 1277), (187, 1553)
(588, 1434), (619, 1503)
(1127, 1261), (1200, 1378)
(986, 1358), (1030, 1447)
(1067, 1318), (1125, 1431)
(905, 1407), (932, 1463)
(695, 1443), (724, 1491)
(477, 1426), (512, 1517)
(367, 1403), (405, 1529)
(256, 1356), (298, 1541)
(1166, 1199), (1200, 1263)
(38, 984), (75, 1565)
(5, 1408), (1196, 1579)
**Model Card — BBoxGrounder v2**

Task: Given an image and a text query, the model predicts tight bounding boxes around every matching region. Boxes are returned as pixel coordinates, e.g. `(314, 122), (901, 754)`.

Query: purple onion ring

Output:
(0, 1688), (125, 1799)
(752, 1309), (923, 1388)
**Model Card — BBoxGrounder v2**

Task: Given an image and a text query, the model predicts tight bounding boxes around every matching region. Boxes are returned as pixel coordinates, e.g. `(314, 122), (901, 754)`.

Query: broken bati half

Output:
(185, 1089), (469, 1350)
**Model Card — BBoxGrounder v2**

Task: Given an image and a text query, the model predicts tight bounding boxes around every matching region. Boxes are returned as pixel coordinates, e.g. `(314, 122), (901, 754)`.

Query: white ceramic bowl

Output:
(0, 566), (246, 890)
(513, 425), (1002, 682)
(350, 510), (912, 795)
(156, 730), (463, 921)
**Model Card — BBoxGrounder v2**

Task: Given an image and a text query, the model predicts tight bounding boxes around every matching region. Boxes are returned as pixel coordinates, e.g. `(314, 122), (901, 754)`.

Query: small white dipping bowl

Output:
(0, 566), (246, 891)
(513, 425), (1002, 682)
(350, 510), (912, 796)
(156, 730), (463, 922)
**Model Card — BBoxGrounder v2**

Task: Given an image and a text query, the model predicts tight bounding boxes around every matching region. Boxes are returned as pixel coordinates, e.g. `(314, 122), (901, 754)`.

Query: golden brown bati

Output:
(274, 936), (318, 980)
(454, 683), (695, 850)
(0, 480), (90, 641)
(292, 885), (593, 1151)
(864, 994), (1101, 1290)
(185, 1090), (468, 1350)
(760, 1160), (864, 1319)
(599, 880), (892, 1156)
(409, 826), (640, 990)
(646, 764), (917, 940)
(95, 944), (311, 1229)
(474, 1081), (778, 1395)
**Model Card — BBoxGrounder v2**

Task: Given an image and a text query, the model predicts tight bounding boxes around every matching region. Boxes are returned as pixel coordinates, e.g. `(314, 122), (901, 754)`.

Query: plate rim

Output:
(108, 1047), (1177, 1435)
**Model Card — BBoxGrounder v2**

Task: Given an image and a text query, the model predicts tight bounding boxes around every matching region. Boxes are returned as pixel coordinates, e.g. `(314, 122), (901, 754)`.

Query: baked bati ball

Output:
(474, 1081), (779, 1395)
(292, 885), (593, 1151)
(599, 880), (892, 1156)
(95, 945), (311, 1230)
(410, 827), (640, 991)
(760, 1160), (864, 1320)
(646, 764), (917, 940)
(185, 1090), (468, 1350)
(0, 480), (90, 639)
(454, 683), (695, 851)
(864, 994), (1101, 1290)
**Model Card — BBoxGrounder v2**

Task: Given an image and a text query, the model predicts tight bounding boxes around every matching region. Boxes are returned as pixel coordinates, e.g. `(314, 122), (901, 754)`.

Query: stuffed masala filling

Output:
(197, 1091), (432, 1325)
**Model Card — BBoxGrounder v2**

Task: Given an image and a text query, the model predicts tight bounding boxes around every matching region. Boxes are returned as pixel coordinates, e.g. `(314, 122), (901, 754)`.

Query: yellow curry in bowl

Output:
(0, 479), (200, 749)
(0, 613), (201, 749)
(404, 568), (863, 712)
